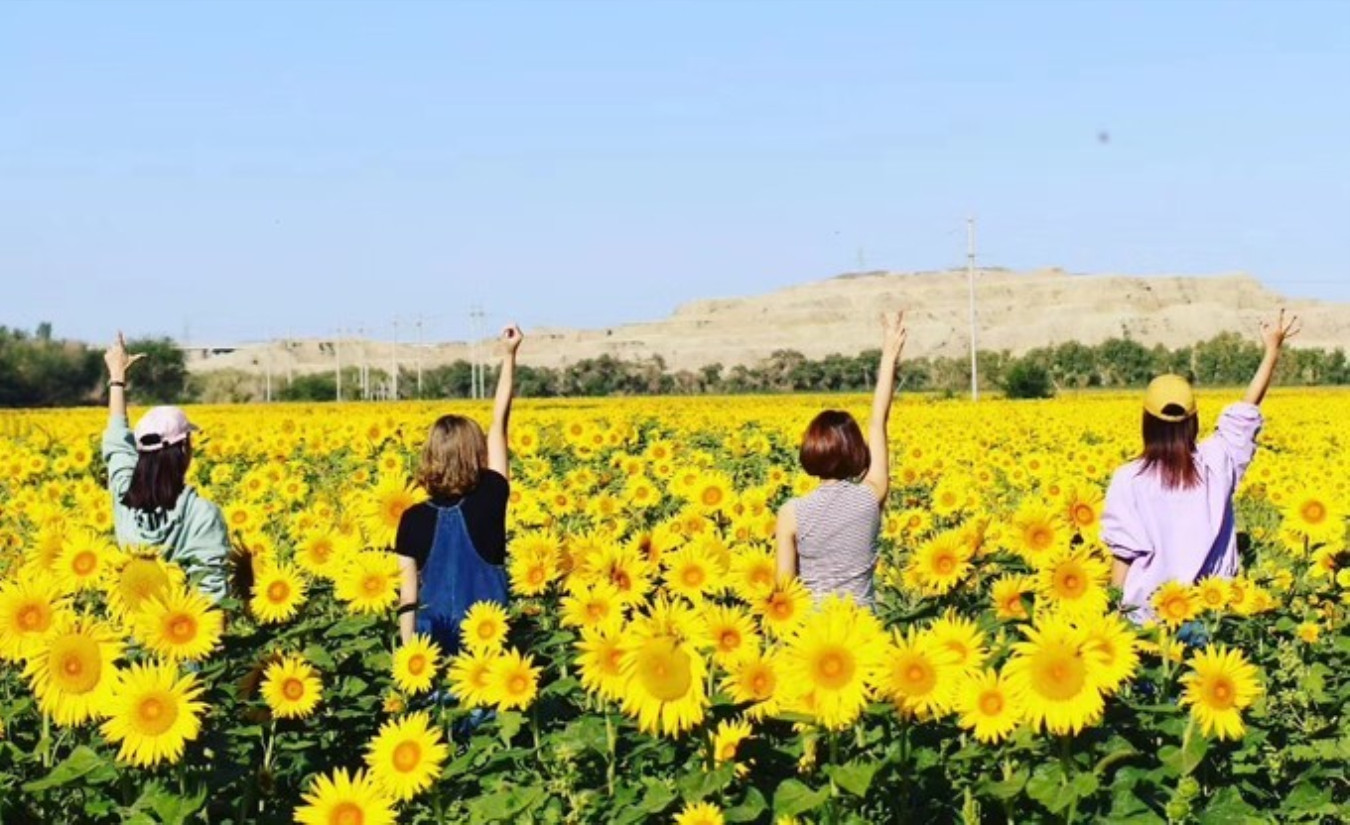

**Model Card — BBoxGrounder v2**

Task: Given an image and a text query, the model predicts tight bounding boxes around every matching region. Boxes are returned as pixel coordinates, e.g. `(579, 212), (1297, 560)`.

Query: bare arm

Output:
(862, 311), (907, 503)
(397, 555), (419, 645)
(1243, 309), (1300, 406)
(1111, 558), (1129, 589)
(487, 324), (523, 479)
(775, 503), (798, 583)
(104, 332), (145, 422)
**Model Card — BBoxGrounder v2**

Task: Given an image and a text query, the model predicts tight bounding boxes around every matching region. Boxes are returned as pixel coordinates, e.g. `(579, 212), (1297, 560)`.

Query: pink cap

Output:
(133, 406), (199, 452)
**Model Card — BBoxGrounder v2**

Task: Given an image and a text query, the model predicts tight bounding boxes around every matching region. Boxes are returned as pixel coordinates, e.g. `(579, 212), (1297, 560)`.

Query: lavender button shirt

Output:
(1101, 402), (1264, 623)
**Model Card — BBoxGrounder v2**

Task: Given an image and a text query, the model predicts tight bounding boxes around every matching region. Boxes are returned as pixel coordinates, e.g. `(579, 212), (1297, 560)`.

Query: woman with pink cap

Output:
(102, 333), (230, 598)
(1102, 309), (1301, 628)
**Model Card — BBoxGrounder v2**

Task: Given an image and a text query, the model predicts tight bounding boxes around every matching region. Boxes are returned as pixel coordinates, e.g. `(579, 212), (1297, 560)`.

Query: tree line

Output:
(4, 323), (1350, 407)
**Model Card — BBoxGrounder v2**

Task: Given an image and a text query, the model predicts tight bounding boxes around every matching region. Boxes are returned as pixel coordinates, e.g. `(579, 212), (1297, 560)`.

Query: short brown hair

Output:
(416, 415), (488, 498)
(799, 410), (870, 480)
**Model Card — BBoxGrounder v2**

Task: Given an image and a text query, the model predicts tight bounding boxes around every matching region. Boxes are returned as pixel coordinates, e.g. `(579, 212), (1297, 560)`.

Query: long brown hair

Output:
(1138, 410), (1200, 490)
(416, 415), (488, 498)
(122, 440), (191, 511)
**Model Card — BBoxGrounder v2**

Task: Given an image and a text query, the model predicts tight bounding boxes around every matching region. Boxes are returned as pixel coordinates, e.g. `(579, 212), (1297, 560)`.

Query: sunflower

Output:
(133, 587), (224, 662)
(0, 570), (69, 662)
(955, 668), (1021, 744)
(909, 530), (973, 596)
(990, 575), (1033, 621)
(460, 601), (510, 652)
(690, 473), (734, 514)
(619, 633), (707, 737)
(365, 478), (422, 550)
(881, 627), (959, 719)
(1063, 484), (1104, 539)
(294, 768), (396, 825)
(1151, 582), (1200, 628)
(712, 718), (756, 777)
(53, 531), (120, 592)
(752, 578), (812, 639)
(560, 582), (623, 632)
(1281, 490), (1342, 541)
(1035, 547), (1110, 620)
(1226, 576), (1258, 616)
(575, 624), (631, 702)
(662, 543), (723, 602)
(295, 530), (345, 579)
(485, 647), (541, 711)
(1003, 618), (1104, 735)
(781, 596), (888, 730)
(447, 647), (498, 706)
(702, 604), (761, 667)
(107, 553), (187, 620)
(364, 710), (448, 801)
(250, 562), (309, 624)
(100, 661), (205, 767)
(260, 656), (323, 720)
(1010, 501), (1065, 564)
(927, 611), (988, 676)
(728, 550), (778, 602)
(1194, 577), (1230, 614)
(507, 535), (559, 597)
(1079, 613), (1140, 694)
(592, 545), (654, 606)
(334, 551), (400, 615)
(722, 648), (783, 719)
(1179, 645), (1263, 741)
(673, 801), (725, 825)
(24, 616), (123, 727)
(392, 634), (441, 695)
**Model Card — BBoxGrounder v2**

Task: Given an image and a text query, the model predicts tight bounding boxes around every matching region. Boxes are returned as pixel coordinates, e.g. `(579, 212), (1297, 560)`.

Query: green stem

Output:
(604, 709), (617, 796)
(1059, 734), (1079, 824)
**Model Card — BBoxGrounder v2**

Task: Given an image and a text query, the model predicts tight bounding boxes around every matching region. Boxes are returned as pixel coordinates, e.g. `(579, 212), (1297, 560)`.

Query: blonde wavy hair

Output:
(415, 415), (487, 498)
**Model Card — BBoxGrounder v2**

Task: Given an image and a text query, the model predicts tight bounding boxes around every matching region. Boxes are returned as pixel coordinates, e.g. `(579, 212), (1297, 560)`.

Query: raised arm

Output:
(104, 332), (146, 422)
(862, 310), (907, 502)
(486, 324), (523, 478)
(1243, 309), (1300, 406)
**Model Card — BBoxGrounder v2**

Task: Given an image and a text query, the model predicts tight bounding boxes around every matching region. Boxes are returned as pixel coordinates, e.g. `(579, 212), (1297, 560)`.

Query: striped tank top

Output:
(794, 480), (881, 608)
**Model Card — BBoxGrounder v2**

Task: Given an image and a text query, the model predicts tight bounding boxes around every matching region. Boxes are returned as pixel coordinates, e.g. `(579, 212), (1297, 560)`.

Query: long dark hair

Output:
(1139, 410), (1200, 490)
(122, 440), (191, 511)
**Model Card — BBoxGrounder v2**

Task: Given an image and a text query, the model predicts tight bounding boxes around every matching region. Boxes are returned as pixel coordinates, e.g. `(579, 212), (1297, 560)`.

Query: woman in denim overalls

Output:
(396, 325), (522, 653)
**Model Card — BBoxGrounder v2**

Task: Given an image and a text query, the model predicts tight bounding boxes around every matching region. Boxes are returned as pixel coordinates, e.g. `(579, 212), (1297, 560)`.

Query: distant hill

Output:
(185, 268), (1350, 376)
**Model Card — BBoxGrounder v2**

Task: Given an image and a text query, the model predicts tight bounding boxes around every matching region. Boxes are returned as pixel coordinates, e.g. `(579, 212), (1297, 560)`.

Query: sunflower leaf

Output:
(21, 746), (117, 793)
(825, 760), (879, 797)
(773, 779), (830, 817)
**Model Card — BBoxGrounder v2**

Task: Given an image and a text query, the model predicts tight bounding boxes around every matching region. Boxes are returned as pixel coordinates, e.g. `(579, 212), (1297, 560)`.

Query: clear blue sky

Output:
(3, 0), (1347, 344)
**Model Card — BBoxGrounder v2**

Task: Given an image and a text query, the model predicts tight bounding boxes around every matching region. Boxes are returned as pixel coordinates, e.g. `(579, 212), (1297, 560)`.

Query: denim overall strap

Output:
(414, 502), (509, 655)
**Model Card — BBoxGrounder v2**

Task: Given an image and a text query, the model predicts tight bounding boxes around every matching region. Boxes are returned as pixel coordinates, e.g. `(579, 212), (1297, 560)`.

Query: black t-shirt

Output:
(394, 470), (509, 569)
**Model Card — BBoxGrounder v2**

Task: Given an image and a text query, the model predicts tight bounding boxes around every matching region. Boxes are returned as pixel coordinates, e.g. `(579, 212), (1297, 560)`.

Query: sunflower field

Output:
(1, 392), (1347, 824)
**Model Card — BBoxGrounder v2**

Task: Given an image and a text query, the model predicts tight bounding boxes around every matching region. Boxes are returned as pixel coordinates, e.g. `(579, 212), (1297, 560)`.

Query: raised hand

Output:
(500, 323), (524, 356)
(104, 332), (146, 381)
(1259, 309), (1301, 352)
(881, 310), (907, 360)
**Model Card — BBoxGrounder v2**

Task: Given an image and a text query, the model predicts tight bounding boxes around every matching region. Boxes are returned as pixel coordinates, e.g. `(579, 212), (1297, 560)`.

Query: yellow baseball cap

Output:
(1143, 375), (1197, 422)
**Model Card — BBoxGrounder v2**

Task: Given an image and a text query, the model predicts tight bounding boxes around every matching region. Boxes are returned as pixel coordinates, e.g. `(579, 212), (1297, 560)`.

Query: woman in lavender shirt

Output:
(1102, 309), (1302, 624)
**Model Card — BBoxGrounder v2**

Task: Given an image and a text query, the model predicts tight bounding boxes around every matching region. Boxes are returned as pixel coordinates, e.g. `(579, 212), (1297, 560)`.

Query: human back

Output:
(793, 479), (881, 607)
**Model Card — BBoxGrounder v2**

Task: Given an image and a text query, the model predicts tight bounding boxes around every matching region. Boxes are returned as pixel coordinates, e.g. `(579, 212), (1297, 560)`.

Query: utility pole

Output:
(415, 317), (424, 399)
(469, 305), (486, 399)
(335, 328), (343, 402)
(391, 320), (400, 401)
(966, 217), (979, 402)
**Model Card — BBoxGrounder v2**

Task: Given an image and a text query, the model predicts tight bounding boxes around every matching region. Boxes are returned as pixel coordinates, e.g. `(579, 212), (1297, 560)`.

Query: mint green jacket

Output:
(102, 415), (229, 599)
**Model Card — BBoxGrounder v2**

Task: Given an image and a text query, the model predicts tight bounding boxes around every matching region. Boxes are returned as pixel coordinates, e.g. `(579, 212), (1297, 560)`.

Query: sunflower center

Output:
(267, 581), (291, 602)
(681, 566), (705, 587)
(17, 603), (48, 632)
(980, 690), (1005, 715)
(476, 623), (497, 640)
(702, 488), (723, 507)
(72, 551), (98, 576)
(1028, 527), (1053, 550)
(935, 555), (956, 575)
(1207, 677), (1236, 709)
(282, 677), (306, 701)
(393, 741), (422, 772)
(362, 576), (384, 596)
(508, 675), (529, 695)
(638, 641), (693, 702)
(331, 801), (365, 825)
(719, 631), (740, 650)
(814, 649), (855, 690)
(136, 694), (179, 736)
(749, 670), (774, 697)
(1301, 501), (1327, 524)
(167, 615), (197, 643)
(1032, 650), (1086, 701)
(769, 595), (793, 621)
(120, 560), (170, 609)
(1057, 571), (1084, 597)
(1072, 504), (1095, 525)
(50, 636), (101, 693)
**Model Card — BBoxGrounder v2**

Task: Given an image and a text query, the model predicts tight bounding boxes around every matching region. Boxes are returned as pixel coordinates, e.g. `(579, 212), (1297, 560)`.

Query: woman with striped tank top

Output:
(776, 310), (907, 608)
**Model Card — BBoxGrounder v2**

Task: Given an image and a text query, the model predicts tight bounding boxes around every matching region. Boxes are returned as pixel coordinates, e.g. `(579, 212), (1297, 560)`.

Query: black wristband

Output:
(109, 380), (126, 388)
